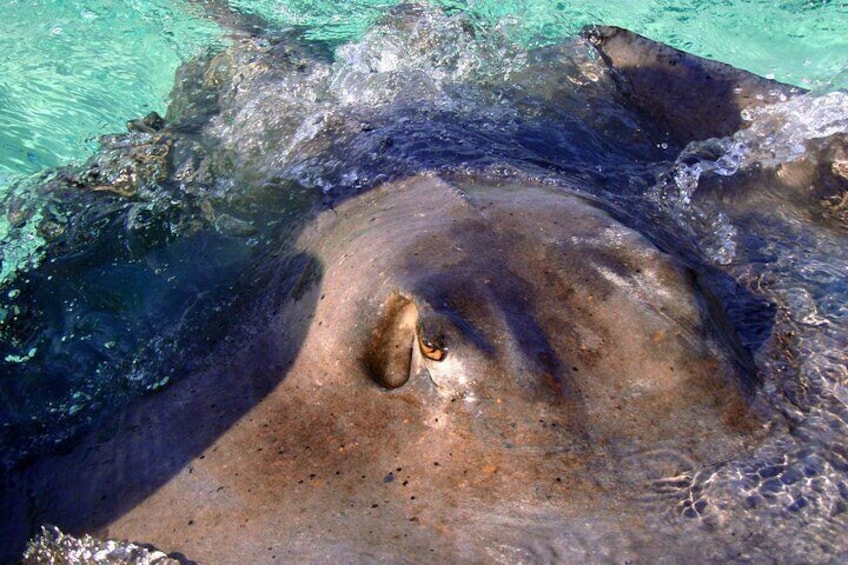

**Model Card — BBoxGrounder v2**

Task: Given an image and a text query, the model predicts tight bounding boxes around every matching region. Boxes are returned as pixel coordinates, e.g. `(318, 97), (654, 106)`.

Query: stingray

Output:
(1, 22), (817, 564)
(16, 175), (765, 563)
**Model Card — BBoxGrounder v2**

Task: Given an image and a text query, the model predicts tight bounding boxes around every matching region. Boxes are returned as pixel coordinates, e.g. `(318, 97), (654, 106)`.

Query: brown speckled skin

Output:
(14, 177), (762, 563)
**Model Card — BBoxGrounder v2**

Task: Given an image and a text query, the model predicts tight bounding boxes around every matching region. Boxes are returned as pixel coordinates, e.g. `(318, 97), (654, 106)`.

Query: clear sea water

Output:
(1, 1), (846, 183)
(1, 0), (846, 283)
(1, 1), (848, 561)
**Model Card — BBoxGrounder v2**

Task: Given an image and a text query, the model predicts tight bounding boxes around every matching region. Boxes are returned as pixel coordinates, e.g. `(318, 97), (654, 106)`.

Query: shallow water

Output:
(1, 1), (846, 180)
(0, 0), (223, 178)
(1, 1), (846, 285)
(1, 1), (848, 562)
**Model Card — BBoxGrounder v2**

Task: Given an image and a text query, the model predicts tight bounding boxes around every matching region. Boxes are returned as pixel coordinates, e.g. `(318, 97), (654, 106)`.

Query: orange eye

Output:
(419, 336), (447, 361)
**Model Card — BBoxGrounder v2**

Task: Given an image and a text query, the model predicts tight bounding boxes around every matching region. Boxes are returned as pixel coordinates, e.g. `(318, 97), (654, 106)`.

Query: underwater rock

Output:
(22, 525), (185, 565)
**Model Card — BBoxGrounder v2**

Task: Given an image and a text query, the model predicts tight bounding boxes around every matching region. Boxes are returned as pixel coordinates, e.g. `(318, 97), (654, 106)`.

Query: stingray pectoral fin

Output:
(365, 294), (420, 389)
(582, 25), (804, 143)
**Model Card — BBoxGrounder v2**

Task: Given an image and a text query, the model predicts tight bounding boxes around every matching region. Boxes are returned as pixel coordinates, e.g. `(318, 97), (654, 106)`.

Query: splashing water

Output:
(1, 0), (846, 183)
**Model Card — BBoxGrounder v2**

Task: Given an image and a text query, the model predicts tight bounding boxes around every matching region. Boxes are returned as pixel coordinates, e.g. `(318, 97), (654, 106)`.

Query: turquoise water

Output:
(235, 0), (848, 86)
(0, 0), (223, 179)
(1, 1), (846, 286)
(1, 1), (846, 181)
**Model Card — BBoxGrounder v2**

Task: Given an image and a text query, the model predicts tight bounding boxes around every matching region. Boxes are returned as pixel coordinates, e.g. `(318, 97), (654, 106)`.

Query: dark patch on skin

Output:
(288, 255), (323, 302)
(582, 26), (804, 144)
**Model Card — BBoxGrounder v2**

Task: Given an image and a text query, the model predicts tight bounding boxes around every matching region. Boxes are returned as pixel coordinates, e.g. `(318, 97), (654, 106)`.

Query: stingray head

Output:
(295, 176), (758, 464)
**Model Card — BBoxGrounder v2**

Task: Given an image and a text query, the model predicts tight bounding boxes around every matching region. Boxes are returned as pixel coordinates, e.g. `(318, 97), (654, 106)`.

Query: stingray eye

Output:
(418, 335), (448, 362)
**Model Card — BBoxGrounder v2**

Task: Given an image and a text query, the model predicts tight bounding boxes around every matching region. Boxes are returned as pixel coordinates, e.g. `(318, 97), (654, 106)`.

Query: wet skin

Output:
(14, 176), (762, 562)
(3, 25), (807, 563)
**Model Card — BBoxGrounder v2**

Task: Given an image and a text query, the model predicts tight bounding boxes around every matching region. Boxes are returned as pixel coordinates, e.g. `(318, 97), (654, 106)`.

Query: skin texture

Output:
(582, 26), (804, 142)
(3, 20), (812, 563)
(10, 177), (761, 562)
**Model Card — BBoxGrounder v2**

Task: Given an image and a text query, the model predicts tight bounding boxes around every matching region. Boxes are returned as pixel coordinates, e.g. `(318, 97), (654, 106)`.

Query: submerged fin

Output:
(184, 0), (270, 35)
(582, 25), (805, 143)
